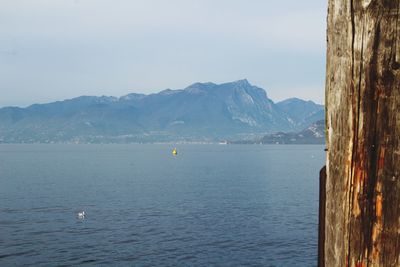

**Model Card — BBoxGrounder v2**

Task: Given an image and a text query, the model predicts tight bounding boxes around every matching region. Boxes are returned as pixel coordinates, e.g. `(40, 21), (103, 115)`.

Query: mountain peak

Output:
(159, 88), (183, 95)
(120, 93), (146, 101)
(277, 98), (323, 108)
(184, 82), (217, 93)
(221, 79), (251, 88)
(279, 97), (309, 104)
(234, 79), (250, 86)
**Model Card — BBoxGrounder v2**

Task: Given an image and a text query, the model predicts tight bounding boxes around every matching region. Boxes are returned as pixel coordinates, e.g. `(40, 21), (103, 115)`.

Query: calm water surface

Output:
(0, 144), (325, 266)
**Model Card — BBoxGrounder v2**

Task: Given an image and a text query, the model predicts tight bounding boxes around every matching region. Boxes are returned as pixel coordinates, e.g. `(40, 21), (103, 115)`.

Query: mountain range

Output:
(230, 120), (325, 145)
(0, 80), (324, 143)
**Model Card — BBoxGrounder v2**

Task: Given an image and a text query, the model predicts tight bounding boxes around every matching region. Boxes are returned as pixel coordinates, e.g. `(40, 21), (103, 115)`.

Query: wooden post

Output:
(318, 166), (326, 267)
(322, 0), (400, 266)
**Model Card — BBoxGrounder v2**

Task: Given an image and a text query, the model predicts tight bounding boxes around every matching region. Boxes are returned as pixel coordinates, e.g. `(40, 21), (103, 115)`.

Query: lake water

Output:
(0, 144), (325, 266)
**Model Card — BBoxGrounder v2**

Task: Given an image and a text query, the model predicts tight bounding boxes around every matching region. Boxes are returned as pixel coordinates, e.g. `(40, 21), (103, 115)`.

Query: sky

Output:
(0, 0), (327, 107)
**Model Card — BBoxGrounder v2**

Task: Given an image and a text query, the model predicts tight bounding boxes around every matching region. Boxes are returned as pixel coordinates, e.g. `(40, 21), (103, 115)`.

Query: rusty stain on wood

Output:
(378, 147), (385, 170)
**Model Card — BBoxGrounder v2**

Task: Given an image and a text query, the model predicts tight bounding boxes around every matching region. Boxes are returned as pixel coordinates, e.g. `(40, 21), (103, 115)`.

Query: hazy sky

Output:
(1, 0), (327, 107)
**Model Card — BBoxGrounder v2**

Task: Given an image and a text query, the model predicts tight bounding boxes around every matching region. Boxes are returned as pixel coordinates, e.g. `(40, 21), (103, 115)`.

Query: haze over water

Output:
(0, 144), (324, 266)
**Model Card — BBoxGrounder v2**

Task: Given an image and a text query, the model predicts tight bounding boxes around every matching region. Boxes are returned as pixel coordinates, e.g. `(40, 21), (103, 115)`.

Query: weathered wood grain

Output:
(324, 0), (400, 266)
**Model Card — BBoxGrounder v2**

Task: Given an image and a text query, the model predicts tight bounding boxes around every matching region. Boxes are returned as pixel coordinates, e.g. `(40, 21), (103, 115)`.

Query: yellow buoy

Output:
(172, 148), (178, 156)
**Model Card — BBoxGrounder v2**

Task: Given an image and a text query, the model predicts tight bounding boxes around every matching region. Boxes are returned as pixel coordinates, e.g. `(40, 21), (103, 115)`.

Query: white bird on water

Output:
(77, 211), (86, 219)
